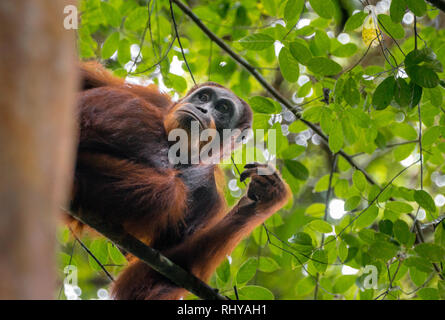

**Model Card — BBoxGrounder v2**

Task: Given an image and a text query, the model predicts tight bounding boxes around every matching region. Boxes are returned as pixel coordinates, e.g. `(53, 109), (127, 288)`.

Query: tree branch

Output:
(428, 0), (445, 13)
(68, 210), (226, 300)
(171, 0), (380, 187)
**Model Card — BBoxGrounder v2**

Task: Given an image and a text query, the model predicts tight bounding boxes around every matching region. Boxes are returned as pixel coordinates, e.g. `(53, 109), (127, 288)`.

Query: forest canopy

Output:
(60, 0), (445, 300)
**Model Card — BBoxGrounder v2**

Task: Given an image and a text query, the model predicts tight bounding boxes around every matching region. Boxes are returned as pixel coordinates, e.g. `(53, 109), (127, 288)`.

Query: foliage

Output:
(59, 0), (445, 300)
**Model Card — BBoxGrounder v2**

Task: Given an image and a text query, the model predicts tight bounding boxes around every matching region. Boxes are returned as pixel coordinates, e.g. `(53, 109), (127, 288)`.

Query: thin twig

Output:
(351, 140), (418, 158)
(314, 154), (338, 300)
(169, 0), (196, 84)
(129, 35), (176, 75)
(233, 285), (239, 300)
(58, 239), (77, 299)
(69, 227), (115, 282)
(281, 7), (306, 41)
(129, 0), (153, 73)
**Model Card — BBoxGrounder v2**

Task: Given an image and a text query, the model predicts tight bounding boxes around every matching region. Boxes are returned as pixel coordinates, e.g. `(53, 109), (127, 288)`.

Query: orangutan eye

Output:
(216, 101), (231, 113)
(198, 92), (210, 102)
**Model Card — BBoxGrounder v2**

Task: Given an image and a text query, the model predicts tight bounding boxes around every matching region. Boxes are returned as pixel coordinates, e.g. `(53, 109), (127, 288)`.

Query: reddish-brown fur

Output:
(71, 62), (290, 300)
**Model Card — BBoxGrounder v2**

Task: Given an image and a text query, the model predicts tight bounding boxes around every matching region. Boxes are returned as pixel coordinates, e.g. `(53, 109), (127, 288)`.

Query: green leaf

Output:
(309, 220), (332, 233)
(438, 281), (445, 299)
(288, 232), (313, 251)
(338, 241), (349, 261)
(279, 47), (300, 82)
(307, 57), (342, 76)
(332, 43), (358, 58)
(284, 0), (305, 23)
(353, 170), (367, 192)
(164, 74), (187, 93)
(118, 39), (131, 65)
(78, 39), (96, 59)
(253, 113), (270, 131)
(335, 179), (349, 199)
(418, 288), (439, 300)
(358, 229), (376, 243)
(415, 243), (445, 262)
(390, 0), (406, 23)
(422, 126), (441, 147)
(248, 96), (277, 113)
(328, 123), (343, 153)
(344, 11), (367, 32)
(392, 123), (418, 140)
(349, 108), (371, 128)
(379, 219), (394, 236)
(435, 222), (445, 246)
(258, 257), (280, 273)
(410, 267), (428, 286)
(124, 7), (148, 32)
(314, 30), (330, 55)
(107, 242), (127, 265)
(263, 0), (278, 16)
(305, 203), (326, 217)
(309, 0), (335, 19)
(378, 14), (405, 39)
(289, 41), (313, 65)
(393, 143), (416, 161)
(57, 227), (70, 245)
(239, 285), (274, 300)
(239, 33), (274, 50)
(426, 87), (443, 107)
(405, 256), (434, 273)
(414, 190), (436, 213)
(280, 144), (305, 159)
(284, 160), (309, 180)
(406, 0), (426, 17)
(298, 81), (313, 98)
(320, 107), (334, 134)
(236, 258), (257, 284)
(355, 205), (379, 228)
(345, 196), (361, 211)
(314, 174), (337, 192)
(101, 32), (120, 60)
(216, 258), (231, 284)
(368, 240), (399, 261)
(406, 65), (439, 88)
(101, 2), (121, 28)
(295, 277), (316, 295)
(405, 49), (441, 88)
(311, 249), (328, 273)
(58, 252), (77, 267)
(380, 185), (394, 203)
(405, 48), (437, 67)
(385, 201), (413, 214)
(409, 82), (423, 107)
(373, 76), (395, 110)
(343, 77), (360, 106)
(333, 275), (356, 293)
(393, 220), (412, 245)
(88, 239), (108, 271)
(394, 77), (411, 108)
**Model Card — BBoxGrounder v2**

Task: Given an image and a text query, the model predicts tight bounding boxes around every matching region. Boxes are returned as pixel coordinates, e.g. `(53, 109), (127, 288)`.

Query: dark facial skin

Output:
(175, 86), (244, 133)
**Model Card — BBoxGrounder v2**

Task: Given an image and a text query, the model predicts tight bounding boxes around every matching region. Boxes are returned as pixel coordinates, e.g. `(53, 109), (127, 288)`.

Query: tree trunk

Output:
(0, 0), (77, 299)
